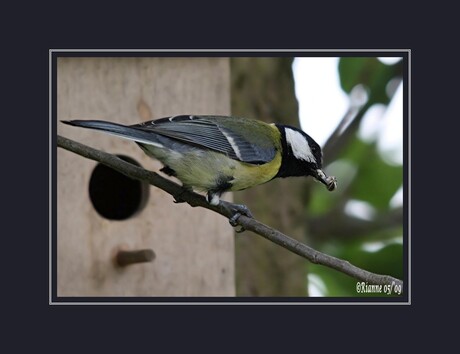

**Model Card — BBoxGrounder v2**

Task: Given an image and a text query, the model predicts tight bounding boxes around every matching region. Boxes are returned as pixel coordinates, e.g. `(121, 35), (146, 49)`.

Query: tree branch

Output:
(309, 205), (403, 241)
(322, 102), (369, 166)
(57, 135), (403, 290)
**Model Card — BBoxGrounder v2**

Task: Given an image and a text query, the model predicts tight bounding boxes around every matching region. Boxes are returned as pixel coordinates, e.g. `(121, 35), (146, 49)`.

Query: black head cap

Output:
(275, 125), (322, 177)
(275, 125), (337, 191)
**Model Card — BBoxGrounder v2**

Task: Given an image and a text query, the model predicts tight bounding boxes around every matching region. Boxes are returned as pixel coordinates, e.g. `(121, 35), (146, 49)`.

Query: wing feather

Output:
(132, 115), (276, 164)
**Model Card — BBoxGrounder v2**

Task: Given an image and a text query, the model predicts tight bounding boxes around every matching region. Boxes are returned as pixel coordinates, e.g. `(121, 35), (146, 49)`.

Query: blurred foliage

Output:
(341, 138), (402, 211)
(339, 57), (403, 104)
(310, 240), (403, 297)
(306, 57), (405, 297)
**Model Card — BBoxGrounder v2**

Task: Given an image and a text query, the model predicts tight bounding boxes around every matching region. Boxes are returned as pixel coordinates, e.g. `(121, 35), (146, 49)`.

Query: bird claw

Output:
(229, 213), (241, 227)
(225, 203), (253, 233)
(229, 213), (245, 233)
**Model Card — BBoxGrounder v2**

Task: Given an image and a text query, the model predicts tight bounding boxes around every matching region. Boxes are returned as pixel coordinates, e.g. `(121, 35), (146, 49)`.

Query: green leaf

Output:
(338, 57), (403, 104)
(338, 137), (402, 210)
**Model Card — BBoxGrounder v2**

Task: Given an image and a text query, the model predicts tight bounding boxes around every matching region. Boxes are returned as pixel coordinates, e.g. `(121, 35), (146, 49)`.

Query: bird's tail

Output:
(61, 120), (162, 147)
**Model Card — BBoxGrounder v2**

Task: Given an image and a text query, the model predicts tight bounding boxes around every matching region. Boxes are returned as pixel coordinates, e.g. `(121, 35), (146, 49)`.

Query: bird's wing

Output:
(133, 115), (277, 164)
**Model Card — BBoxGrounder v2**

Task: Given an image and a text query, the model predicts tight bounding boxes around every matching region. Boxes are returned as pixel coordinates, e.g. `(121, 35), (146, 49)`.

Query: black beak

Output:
(314, 169), (337, 191)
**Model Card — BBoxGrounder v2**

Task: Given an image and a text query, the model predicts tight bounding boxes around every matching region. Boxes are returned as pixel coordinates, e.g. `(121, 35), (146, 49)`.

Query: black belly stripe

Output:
(209, 175), (234, 195)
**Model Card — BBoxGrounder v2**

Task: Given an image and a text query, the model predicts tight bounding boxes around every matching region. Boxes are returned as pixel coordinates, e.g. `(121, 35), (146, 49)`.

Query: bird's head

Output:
(276, 125), (337, 191)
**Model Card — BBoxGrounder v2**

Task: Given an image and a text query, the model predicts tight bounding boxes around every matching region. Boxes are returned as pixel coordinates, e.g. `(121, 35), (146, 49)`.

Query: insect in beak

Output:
(314, 169), (337, 191)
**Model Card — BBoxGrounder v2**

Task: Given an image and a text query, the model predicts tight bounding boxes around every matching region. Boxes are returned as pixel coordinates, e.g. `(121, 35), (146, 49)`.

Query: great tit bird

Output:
(62, 115), (337, 225)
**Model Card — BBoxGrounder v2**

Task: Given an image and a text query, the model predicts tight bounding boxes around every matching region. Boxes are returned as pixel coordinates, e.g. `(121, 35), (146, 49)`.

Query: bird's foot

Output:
(221, 202), (253, 233)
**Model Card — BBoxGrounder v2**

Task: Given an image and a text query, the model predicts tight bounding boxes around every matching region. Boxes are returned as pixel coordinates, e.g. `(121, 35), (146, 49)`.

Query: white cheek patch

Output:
(285, 128), (316, 163)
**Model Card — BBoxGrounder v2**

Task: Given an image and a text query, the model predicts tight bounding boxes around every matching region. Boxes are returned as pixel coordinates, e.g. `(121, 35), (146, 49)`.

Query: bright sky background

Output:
(292, 57), (404, 214)
(292, 57), (404, 296)
(292, 57), (403, 165)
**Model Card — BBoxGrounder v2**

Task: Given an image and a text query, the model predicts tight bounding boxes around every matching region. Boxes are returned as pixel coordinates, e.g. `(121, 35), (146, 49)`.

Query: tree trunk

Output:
(231, 57), (310, 296)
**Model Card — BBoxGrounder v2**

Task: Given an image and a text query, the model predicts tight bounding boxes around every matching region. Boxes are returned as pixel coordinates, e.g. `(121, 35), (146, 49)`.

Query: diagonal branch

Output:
(309, 205), (403, 241)
(57, 135), (403, 290)
(322, 102), (369, 166)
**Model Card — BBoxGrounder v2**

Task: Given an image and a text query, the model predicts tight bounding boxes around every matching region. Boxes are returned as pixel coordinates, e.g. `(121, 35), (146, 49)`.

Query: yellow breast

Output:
(230, 151), (282, 191)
